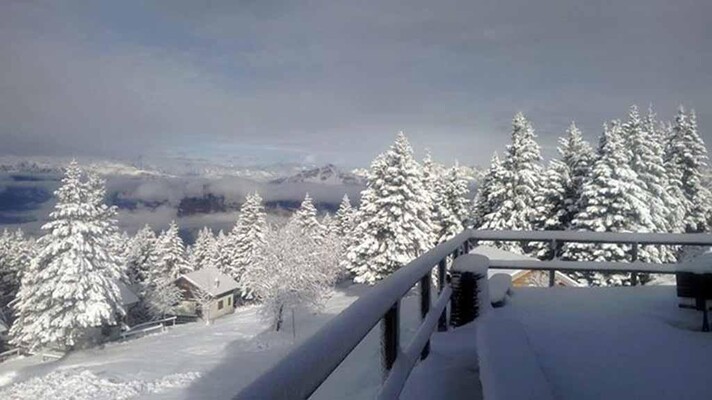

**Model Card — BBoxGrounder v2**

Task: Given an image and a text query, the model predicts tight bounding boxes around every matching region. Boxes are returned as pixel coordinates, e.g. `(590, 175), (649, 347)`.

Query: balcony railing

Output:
(235, 230), (712, 400)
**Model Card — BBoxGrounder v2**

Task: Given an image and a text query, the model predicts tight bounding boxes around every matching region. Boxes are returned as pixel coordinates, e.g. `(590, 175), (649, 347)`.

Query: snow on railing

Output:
(120, 316), (177, 340)
(235, 230), (712, 400)
(0, 348), (22, 363)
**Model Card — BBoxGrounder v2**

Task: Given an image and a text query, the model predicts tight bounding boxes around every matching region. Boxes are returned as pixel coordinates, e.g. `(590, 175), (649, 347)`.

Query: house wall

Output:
(513, 271), (575, 287)
(202, 292), (236, 321)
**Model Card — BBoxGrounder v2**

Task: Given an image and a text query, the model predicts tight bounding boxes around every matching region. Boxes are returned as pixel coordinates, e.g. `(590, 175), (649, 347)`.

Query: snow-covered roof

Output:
(180, 267), (240, 297)
(471, 245), (536, 277)
(117, 282), (140, 306)
(472, 245), (582, 287)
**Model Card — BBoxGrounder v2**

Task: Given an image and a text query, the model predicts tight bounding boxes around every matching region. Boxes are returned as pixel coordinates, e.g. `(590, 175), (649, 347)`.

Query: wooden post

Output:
(419, 274), (431, 359)
(548, 240), (558, 287)
(631, 242), (639, 286)
(437, 258), (448, 332)
(463, 239), (471, 254)
(382, 301), (400, 379)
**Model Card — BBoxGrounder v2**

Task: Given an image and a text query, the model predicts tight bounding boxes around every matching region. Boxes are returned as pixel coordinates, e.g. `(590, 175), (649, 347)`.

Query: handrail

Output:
(469, 229), (712, 245)
(489, 260), (679, 274)
(235, 229), (712, 400)
(377, 285), (453, 399)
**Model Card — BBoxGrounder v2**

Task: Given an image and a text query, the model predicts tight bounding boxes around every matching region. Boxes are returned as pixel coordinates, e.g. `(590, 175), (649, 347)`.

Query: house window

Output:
(227, 296), (231, 306)
(218, 300), (224, 310)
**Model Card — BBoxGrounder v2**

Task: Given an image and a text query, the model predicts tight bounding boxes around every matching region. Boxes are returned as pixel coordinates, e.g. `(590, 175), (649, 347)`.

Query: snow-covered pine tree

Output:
(125, 225), (158, 286)
(530, 159), (568, 259)
(562, 122), (651, 286)
(189, 227), (216, 271)
(472, 153), (508, 228)
(11, 161), (124, 350)
(321, 213), (337, 236)
(230, 192), (267, 300)
(423, 152), (452, 245)
(211, 230), (233, 275)
(478, 113), (543, 253)
(664, 107), (712, 234)
(334, 194), (356, 237)
(290, 193), (321, 236)
(441, 164), (470, 229)
(154, 221), (190, 281)
(0, 229), (32, 325)
(347, 132), (433, 284)
(624, 105), (682, 265)
(557, 122), (595, 228)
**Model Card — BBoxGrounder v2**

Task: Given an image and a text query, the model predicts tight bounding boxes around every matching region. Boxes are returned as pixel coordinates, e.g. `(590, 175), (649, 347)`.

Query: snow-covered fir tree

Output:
(189, 227), (216, 271)
(441, 164), (471, 229)
(211, 230), (233, 275)
(0, 229), (32, 325)
(11, 162), (124, 350)
(557, 122), (595, 228)
(230, 192), (267, 300)
(472, 153), (508, 228)
(320, 213), (337, 237)
(347, 132), (433, 284)
(154, 221), (190, 281)
(125, 225), (158, 286)
(477, 113), (542, 253)
(423, 152), (451, 245)
(624, 105), (682, 264)
(563, 122), (651, 285)
(665, 107), (712, 233)
(334, 194), (356, 237)
(290, 193), (321, 236)
(530, 160), (568, 259)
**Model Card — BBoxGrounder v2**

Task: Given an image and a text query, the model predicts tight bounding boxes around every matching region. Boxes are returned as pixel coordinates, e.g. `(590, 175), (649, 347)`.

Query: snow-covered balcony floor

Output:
(421, 285), (712, 400)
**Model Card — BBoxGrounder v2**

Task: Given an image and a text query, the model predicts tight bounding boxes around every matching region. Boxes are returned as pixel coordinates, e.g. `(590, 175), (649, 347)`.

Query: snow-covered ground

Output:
(0, 284), (430, 400)
(480, 285), (712, 400)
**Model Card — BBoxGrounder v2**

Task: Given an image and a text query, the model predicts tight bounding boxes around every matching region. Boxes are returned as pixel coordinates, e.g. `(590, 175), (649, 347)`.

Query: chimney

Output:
(214, 277), (220, 288)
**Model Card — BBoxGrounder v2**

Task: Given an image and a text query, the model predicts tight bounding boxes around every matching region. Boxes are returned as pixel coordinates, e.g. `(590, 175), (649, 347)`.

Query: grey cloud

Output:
(1, 0), (711, 166)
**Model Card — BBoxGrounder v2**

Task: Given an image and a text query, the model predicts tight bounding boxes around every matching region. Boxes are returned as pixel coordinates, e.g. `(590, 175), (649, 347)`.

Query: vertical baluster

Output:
(631, 242), (639, 286)
(548, 239), (558, 287)
(382, 301), (400, 380)
(419, 274), (431, 359)
(437, 259), (448, 332)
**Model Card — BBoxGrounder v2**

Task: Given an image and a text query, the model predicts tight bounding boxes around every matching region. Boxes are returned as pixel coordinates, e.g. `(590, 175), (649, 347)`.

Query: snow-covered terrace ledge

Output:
(235, 230), (712, 400)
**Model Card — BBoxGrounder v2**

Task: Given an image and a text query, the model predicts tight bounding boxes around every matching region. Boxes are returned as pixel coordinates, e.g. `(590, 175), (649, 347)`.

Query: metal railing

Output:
(235, 230), (712, 400)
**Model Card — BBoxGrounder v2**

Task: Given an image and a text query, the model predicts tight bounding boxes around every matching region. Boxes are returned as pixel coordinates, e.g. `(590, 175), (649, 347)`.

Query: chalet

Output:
(471, 245), (581, 287)
(176, 267), (240, 322)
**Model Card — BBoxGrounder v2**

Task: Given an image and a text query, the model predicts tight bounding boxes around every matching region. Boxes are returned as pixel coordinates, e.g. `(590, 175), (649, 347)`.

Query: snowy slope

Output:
(0, 284), (429, 400)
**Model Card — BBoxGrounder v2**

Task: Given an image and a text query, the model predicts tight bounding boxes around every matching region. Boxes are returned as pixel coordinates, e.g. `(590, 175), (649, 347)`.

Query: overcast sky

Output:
(1, 0), (711, 167)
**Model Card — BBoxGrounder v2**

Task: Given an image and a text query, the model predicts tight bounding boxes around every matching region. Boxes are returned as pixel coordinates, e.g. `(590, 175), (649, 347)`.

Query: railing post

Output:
(419, 273), (431, 359)
(631, 242), (639, 286)
(450, 254), (490, 327)
(548, 239), (558, 287)
(437, 258), (448, 332)
(382, 301), (400, 380)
